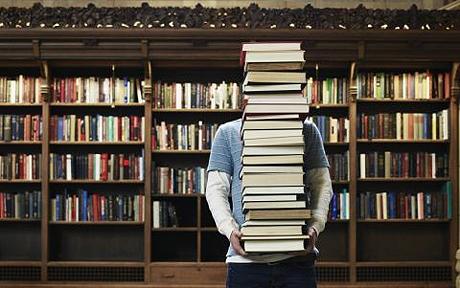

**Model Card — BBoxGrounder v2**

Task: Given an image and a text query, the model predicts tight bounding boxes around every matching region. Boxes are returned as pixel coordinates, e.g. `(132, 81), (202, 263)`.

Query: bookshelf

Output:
(0, 29), (458, 288)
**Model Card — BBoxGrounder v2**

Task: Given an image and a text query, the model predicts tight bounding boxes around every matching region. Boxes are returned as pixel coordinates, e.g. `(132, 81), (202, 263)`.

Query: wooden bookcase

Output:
(0, 29), (458, 288)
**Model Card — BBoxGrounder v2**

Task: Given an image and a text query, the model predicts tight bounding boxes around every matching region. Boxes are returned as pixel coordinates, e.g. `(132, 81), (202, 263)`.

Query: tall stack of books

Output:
(239, 42), (311, 253)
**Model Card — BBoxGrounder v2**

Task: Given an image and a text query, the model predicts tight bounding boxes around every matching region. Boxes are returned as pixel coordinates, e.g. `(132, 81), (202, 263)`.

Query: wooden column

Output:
(452, 62), (460, 288)
(348, 61), (358, 283)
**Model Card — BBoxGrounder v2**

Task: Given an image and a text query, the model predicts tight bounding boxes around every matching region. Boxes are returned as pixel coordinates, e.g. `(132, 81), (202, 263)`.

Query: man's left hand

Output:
(305, 227), (317, 253)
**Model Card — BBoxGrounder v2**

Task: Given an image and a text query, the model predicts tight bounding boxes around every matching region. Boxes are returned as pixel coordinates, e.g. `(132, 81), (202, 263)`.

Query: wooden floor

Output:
(0, 283), (453, 288)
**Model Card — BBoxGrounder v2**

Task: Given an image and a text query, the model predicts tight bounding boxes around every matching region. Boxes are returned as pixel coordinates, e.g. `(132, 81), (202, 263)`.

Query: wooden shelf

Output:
(0, 261), (42, 267)
(152, 227), (198, 232)
(358, 177), (450, 182)
(0, 141), (41, 145)
(357, 219), (450, 223)
(152, 193), (204, 197)
(49, 221), (144, 225)
(0, 179), (40, 183)
(356, 98), (450, 104)
(356, 261), (452, 267)
(152, 108), (242, 113)
(49, 179), (143, 183)
(47, 261), (145, 267)
(50, 141), (144, 145)
(309, 104), (349, 109)
(50, 103), (144, 107)
(0, 218), (41, 223)
(152, 149), (211, 154)
(0, 103), (41, 107)
(201, 227), (218, 232)
(316, 261), (350, 267)
(357, 139), (449, 144)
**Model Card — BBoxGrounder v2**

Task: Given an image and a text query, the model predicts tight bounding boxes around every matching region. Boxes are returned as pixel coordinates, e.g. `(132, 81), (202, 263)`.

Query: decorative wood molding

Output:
(349, 61), (357, 103)
(39, 60), (50, 103)
(0, 3), (459, 30)
(452, 63), (460, 104)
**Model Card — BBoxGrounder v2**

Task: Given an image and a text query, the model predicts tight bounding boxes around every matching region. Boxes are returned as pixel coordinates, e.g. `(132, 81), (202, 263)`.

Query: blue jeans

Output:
(226, 259), (317, 288)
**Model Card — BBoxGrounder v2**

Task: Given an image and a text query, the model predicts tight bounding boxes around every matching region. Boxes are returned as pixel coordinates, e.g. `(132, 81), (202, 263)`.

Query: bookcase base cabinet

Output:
(149, 263), (226, 285)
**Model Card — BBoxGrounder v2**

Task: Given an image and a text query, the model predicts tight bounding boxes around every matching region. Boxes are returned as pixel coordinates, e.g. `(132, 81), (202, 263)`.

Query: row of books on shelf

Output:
(0, 76), (42, 104)
(152, 121), (218, 150)
(0, 153), (42, 180)
(153, 82), (240, 109)
(51, 78), (145, 104)
(0, 191), (41, 220)
(357, 72), (450, 100)
(152, 165), (206, 194)
(357, 184), (452, 220)
(309, 116), (349, 143)
(304, 77), (349, 105)
(50, 115), (145, 142)
(49, 153), (144, 181)
(152, 200), (178, 228)
(359, 152), (448, 178)
(50, 190), (145, 222)
(327, 152), (350, 181)
(329, 189), (350, 220)
(0, 114), (42, 142)
(357, 110), (449, 140)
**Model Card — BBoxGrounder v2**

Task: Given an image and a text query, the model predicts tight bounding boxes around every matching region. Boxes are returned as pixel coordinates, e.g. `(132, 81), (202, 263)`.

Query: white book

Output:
(242, 129), (303, 140)
(431, 153), (436, 178)
(243, 186), (304, 195)
(242, 120), (302, 130)
(396, 112), (402, 140)
(241, 165), (303, 174)
(66, 154), (72, 180)
(360, 154), (366, 178)
(242, 42), (301, 52)
(243, 84), (302, 93)
(175, 83), (182, 109)
(95, 154), (101, 181)
(245, 50), (304, 63)
(242, 220), (307, 227)
(153, 201), (160, 228)
(330, 118), (338, 143)
(242, 146), (304, 156)
(244, 136), (304, 147)
(382, 192), (388, 220)
(242, 173), (304, 187)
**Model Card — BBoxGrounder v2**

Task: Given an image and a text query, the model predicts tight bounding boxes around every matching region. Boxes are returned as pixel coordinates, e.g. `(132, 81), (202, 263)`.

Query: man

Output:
(206, 109), (333, 288)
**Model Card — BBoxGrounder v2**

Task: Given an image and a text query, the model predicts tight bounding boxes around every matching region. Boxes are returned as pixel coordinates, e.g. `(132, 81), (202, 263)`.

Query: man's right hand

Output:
(230, 230), (247, 256)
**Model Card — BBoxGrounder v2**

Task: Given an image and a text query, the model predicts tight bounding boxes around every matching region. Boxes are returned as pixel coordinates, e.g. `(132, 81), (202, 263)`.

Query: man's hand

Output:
(305, 227), (317, 253)
(230, 230), (247, 256)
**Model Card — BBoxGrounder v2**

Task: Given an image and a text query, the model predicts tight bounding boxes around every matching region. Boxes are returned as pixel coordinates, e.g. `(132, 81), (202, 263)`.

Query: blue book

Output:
(425, 192), (432, 219)
(445, 182), (452, 219)
(55, 194), (61, 221)
(81, 190), (88, 221)
(388, 192), (397, 219)
(331, 193), (337, 220)
(57, 117), (63, 141)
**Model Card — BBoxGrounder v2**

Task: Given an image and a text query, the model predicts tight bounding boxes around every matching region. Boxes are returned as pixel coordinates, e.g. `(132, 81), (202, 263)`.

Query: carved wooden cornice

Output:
(0, 3), (459, 30)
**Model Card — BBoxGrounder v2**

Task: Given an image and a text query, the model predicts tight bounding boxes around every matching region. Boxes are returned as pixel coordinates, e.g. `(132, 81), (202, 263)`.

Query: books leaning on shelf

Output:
(0, 153), (42, 180)
(51, 77), (144, 104)
(308, 116), (349, 143)
(357, 72), (450, 100)
(152, 164), (206, 194)
(304, 77), (349, 105)
(358, 111), (449, 140)
(50, 189), (144, 222)
(50, 115), (145, 142)
(0, 76), (42, 103)
(240, 41), (311, 253)
(358, 152), (448, 178)
(329, 189), (350, 220)
(152, 120), (218, 150)
(152, 200), (179, 228)
(357, 184), (452, 220)
(0, 114), (42, 142)
(153, 82), (240, 109)
(0, 190), (41, 219)
(49, 153), (144, 181)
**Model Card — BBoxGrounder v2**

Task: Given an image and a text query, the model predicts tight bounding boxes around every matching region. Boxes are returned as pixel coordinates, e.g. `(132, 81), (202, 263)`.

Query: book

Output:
(242, 155), (304, 165)
(242, 120), (303, 130)
(242, 173), (304, 187)
(242, 186), (305, 195)
(241, 165), (303, 174)
(242, 146), (304, 156)
(245, 114), (300, 121)
(244, 103), (309, 114)
(243, 84), (303, 93)
(245, 209), (311, 220)
(241, 220), (307, 226)
(244, 136), (304, 147)
(242, 129), (303, 140)
(242, 235), (309, 253)
(241, 225), (307, 236)
(246, 62), (305, 72)
(242, 42), (302, 52)
(243, 194), (307, 203)
(243, 201), (307, 211)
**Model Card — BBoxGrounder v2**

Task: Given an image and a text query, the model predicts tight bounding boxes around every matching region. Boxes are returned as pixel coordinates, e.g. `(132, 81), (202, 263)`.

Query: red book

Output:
(88, 154), (94, 180)
(0, 193), (3, 218)
(18, 154), (24, 180)
(101, 153), (108, 181)
(60, 79), (65, 103)
(92, 194), (98, 222)
(444, 73), (450, 99)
